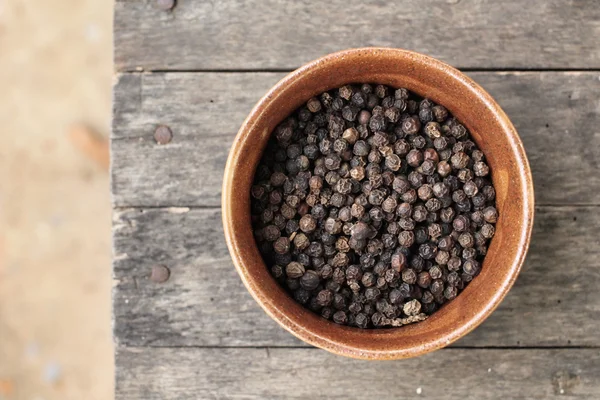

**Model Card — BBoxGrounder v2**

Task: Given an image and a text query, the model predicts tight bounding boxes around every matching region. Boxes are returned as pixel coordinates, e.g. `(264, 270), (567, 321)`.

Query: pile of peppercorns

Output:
(250, 83), (498, 329)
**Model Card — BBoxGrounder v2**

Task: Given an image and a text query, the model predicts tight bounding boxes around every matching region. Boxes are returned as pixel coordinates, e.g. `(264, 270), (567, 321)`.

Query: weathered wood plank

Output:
(111, 71), (600, 207)
(113, 206), (600, 347)
(116, 347), (600, 399)
(114, 0), (600, 71)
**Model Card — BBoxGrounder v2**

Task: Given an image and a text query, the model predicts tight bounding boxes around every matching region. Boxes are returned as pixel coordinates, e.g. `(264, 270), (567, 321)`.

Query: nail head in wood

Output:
(150, 265), (171, 283)
(154, 125), (173, 145)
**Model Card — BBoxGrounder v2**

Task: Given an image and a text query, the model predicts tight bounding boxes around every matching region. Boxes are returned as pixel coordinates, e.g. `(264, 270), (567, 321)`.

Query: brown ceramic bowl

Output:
(222, 48), (534, 360)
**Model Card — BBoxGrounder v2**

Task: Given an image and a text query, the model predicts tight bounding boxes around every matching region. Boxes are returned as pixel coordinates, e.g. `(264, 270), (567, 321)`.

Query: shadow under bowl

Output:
(222, 48), (534, 360)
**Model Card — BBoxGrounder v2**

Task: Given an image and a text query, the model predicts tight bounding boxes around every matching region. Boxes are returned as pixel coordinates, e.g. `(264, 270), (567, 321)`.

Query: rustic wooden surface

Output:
(113, 0), (600, 398)
(114, 0), (600, 70)
(113, 206), (600, 348)
(116, 348), (600, 399)
(112, 72), (600, 207)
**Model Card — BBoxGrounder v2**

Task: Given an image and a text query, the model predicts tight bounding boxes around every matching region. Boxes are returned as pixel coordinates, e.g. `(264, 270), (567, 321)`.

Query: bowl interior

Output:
(223, 48), (533, 359)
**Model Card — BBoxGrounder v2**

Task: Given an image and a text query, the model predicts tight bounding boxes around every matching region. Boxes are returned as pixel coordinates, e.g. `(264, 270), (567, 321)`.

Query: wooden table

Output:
(112, 1), (600, 398)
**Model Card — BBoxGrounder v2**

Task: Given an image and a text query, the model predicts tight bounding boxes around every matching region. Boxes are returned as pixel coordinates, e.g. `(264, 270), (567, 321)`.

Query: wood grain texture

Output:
(116, 347), (600, 399)
(111, 71), (600, 207)
(113, 1), (600, 395)
(113, 206), (600, 348)
(114, 0), (600, 71)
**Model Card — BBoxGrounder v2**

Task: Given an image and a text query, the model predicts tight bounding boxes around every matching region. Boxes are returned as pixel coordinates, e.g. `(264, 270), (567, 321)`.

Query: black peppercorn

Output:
(353, 140), (371, 156)
(406, 149), (423, 167)
(424, 121), (442, 138)
(432, 105), (448, 122)
(321, 307), (333, 319)
(399, 268), (416, 286)
(425, 198), (442, 212)
(456, 168), (472, 183)
(480, 223), (495, 239)
(333, 310), (348, 325)
(471, 193), (486, 209)
(473, 161), (490, 177)
(298, 215), (316, 233)
(447, 256), (461, 272)
(434, 136), (449, 150)
(483, 206), (498, 223)
(417, 184), (434, 201)
(444, 285), (458, 300)
(294, 288), (311, 304)
(395, 202), (410, 217)
(450, 124), (467, 139)
(385, 154), (402, 171)
(429, 223), (443, 240)
(463, 259), (481, 276)
(398, 217), (416, 231)
(381, 96), (395, 109)
(402, 116), (421, 135)
(273, 236), (290, 254)
(285, 262), (305, 279)
(369, 114), (386, 132)
(338, 85), (353, 100)
(482, 185), (496, 201)
(458, 232), (475, 248)
(410, 135), (427, 149)
(407, 172), (423, 189)
(418, 243), (437, 260)
(463, 180), (478, 197)
(416, 271), (432, 288)
(300, 270), (320, 291)
(342, 105), (359, 122)
(351, 91), (367, 107)
(403, 299), (422, 316)
(452, 215), (469, 232)
(391, 177), (410, 195)
(310, 204), (326, 219)
(423, 148), (439, 162)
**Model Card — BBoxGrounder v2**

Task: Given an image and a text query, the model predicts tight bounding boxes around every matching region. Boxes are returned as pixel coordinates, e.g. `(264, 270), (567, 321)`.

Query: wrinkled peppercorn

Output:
(403, 299), (422, 316)
(401, 268), (417, 284)
(406, 149), (423, 167)
(483, 206), (498, 223)
(286, 262), (305, 279)
(300, 270), (320, 291)
(299, 215), (317, 233)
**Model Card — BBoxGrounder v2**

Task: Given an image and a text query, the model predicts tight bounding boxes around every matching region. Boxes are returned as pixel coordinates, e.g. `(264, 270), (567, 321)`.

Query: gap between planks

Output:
(116, 68), (600, 74)
(116, 345), (600, 350)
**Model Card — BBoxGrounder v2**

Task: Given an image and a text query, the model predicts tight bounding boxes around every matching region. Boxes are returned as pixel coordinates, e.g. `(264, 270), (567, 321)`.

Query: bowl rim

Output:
(222, 47), (535, 359)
